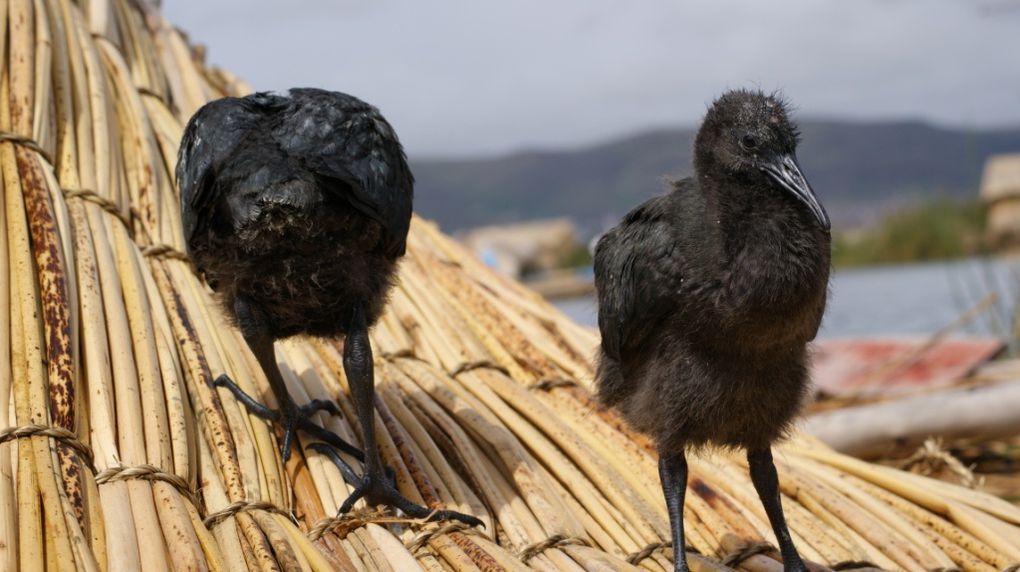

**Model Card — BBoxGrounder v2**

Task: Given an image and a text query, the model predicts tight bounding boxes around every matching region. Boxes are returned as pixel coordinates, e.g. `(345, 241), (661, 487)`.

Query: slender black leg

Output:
(659, 451), (690, 572)
(747, 448), (807, 572)
(306, 443), (362, 487)
(335, 305), (482, 527)
(214, 297), (364, 463)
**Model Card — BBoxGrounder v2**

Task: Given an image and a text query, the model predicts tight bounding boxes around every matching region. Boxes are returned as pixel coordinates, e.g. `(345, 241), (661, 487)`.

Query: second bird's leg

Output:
(333, 305), (482, 527)
(747, 448), (808, 572)
(659, 450), (690, 572)
(214, 296), (364, 463)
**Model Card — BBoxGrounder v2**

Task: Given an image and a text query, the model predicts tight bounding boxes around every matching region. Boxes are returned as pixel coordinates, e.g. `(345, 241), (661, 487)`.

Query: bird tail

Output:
(257, 178), (322, 211)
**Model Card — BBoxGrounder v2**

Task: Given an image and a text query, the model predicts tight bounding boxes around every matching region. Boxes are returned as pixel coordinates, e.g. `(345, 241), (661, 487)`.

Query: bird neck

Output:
(700, 172), (823, 262)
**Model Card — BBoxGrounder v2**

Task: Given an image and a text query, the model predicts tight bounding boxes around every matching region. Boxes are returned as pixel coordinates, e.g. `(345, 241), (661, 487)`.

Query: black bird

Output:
(177, 88), (480, 524)
(593, 90), (830, 572)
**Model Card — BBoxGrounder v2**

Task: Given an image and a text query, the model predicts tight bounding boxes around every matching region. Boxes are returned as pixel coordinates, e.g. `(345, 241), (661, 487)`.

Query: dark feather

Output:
(593, 90), (830, 451)
(177, 89), (413, 259)
(176, 88), (413, 340)
(271, 88), (413, 257)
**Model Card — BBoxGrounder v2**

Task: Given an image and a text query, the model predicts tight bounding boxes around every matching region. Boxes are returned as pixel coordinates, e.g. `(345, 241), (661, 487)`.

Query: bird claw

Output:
(336, 470), (483, 528)
(213, 373), (363, 463)
(312, 441), (482, 527)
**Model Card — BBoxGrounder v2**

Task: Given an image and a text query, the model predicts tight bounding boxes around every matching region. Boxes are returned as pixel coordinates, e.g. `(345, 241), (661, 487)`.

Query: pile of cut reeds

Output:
(1, 0), (1018, 570)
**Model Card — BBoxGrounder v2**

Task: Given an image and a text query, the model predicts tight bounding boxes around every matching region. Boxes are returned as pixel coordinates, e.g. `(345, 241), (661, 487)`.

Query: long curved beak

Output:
(762, 154), (830, 230)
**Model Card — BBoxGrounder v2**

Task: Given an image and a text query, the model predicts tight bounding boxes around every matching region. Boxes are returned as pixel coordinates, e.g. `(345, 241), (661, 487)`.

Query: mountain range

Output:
(409, 120), (1020, 234)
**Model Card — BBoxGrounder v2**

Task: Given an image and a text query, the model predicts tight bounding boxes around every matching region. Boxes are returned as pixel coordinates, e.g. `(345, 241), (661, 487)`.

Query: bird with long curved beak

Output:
(761, 153), (830, 230)
(594, 89), (831, 572)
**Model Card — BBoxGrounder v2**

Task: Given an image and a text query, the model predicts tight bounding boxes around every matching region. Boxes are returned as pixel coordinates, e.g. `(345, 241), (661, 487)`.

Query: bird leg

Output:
(331, 305), (483, 527)
(659, 451), (690, 572)
(214, 296), (364, 464)
(747, 448), (808, 572)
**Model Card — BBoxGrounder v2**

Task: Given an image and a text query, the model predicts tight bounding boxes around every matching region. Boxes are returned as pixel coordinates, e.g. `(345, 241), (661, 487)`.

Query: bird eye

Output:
(739, 134), (759, 151)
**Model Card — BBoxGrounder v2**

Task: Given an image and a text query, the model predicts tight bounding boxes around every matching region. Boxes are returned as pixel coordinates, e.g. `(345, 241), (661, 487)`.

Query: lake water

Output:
(553, 257), (1020, 339)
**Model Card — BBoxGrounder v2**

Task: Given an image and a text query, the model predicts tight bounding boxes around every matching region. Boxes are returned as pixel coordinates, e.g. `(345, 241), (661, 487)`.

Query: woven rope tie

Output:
(721, 542), (777, 567)
(517, 534), (591, 563)
(61, 188), (190, 262)
(140, 243), (190, 261)
(527, 378), (577, 391)
(899, 437), (981, 489)
(62, 188), (133, 228)
(1, 424), (96, 473)
(404, 521), (476, 555)
(318, 507), (489, 550)
(96, 464), (200, 508)
(307, 508), (395, 541)
(449, 360), (510, 377)
(626, 541), (704, 565)
(0, 131), (54, 165)
(136, 86), (167, 102)
(203, 500), (296, 528)
(628, 541), (671, 564)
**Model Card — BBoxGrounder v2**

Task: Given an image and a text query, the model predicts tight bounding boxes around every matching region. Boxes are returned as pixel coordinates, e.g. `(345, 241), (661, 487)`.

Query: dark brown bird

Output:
(593, 90), (830, 572)
(177, 88), (479, 524)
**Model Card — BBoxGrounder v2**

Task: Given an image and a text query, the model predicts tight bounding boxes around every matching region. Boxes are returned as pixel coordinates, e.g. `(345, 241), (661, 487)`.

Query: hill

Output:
(410, 120), (1020, 233)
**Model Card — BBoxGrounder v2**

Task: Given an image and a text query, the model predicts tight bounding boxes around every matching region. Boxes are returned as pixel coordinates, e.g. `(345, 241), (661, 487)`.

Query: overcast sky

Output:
(163, 1), (1020, 158)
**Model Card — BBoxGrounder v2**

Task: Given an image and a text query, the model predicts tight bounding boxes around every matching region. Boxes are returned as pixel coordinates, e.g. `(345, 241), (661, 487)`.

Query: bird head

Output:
(694, 89), (830, 230)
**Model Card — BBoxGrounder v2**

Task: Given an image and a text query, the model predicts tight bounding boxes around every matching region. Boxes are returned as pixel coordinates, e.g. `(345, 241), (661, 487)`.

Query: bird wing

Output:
(594, 193), (684, 360)
(273, 88), (414, 258)
(176, 94), (281, 252)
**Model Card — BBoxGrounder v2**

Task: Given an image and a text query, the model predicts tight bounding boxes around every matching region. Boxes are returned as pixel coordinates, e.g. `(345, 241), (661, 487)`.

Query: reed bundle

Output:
(1, 0), (1018, 570)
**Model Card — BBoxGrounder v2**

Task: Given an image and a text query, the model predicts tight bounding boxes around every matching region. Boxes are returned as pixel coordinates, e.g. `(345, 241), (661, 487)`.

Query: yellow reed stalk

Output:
(0, 128), (19, 572)
(390, 361), (542, 548)
(89, 207), (169, 571)
(192, 293), (282, 504)
(788, 455), (956, 568)
(189, 293), (283, 505)
(536, 388), (665, 522)
(278, 513), (347, 572)
(5, 61), (80, 572)
(154, 480), (208, 572)
(546, 463), (639, 556)
(112, 226), (210, 568)
(468, 369), (661, 540)
(377, 388), (464, 512)
(398, 363), (570, 542)
(946, 503), (1020, 562)
(153, 261), (268, 568)
(890, 466), (1020, 526)
(699, 456), (848, 565)
(447, 371), (587, 538)
(841, 471), (1010, 569)
(150, 293), (196, 478)
(3, 9), (37, 570)
(198, 430), (247, 569)
(31, 0), (54, 154)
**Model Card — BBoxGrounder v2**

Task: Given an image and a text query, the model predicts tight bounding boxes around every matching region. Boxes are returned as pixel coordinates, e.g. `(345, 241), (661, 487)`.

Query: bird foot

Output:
(213, 373), (364, 463)
(326, 457), (482, 528)
(341, 472), (483, 527)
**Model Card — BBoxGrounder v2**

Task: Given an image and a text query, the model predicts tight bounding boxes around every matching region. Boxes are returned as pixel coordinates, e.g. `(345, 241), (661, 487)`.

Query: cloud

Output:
(164, 0), (1020, 157)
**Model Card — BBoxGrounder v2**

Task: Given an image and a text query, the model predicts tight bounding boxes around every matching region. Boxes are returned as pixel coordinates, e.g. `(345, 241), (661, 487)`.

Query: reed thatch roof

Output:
(981, 154), (1020, 203)
(1, 0), (1019, 570)
(982, 153), (1020, 248)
